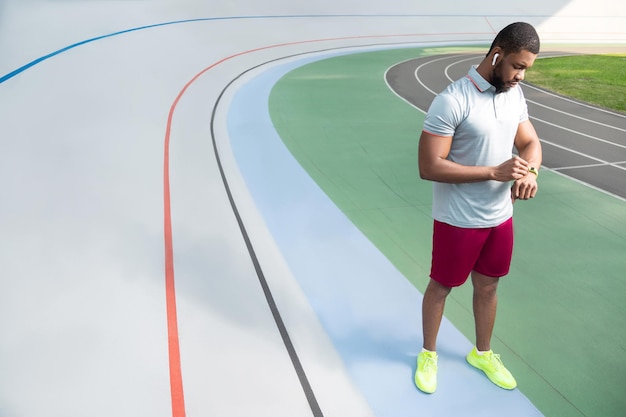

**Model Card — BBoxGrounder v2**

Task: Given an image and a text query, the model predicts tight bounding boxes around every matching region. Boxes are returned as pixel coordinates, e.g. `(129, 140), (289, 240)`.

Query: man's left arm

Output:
(512, 119), (543, 201)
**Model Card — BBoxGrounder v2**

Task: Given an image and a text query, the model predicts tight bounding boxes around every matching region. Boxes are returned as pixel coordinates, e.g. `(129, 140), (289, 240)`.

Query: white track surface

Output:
(1, 1), (624, 416)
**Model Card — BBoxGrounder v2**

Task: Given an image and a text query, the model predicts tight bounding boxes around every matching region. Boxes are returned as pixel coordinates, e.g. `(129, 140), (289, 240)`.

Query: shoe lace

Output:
(488, 352), (504, 370)
(423, 356), (437, 371)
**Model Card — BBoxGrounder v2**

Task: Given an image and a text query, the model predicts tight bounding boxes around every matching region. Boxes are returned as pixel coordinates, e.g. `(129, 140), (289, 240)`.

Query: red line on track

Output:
(162, 30), (492, 417)
(483, 16), (497, 34)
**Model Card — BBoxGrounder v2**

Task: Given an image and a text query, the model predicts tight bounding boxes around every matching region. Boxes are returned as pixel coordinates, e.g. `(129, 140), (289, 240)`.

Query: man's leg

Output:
(471, 271), (499, 351)
(416, 278), (451, 393)
(416, 219), (477, 393)
(466, 271), (517, 389)
(422, 278), (452, 351)
(471, 218), (513, 350)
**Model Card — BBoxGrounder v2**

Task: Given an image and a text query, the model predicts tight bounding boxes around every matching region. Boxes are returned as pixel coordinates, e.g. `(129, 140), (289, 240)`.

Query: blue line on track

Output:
(3, 12), (616, 84)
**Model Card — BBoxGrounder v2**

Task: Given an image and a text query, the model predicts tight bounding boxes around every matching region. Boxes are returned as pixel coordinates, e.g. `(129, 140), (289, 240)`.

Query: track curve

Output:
(386, 52), (626, 199)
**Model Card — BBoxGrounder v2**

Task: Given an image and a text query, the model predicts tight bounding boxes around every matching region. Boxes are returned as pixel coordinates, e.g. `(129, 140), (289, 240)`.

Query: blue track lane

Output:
(226, 50), (544, 417)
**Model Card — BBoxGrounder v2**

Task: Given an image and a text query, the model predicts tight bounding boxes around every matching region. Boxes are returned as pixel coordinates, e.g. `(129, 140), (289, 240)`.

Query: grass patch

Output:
(525, 54), (626, 112)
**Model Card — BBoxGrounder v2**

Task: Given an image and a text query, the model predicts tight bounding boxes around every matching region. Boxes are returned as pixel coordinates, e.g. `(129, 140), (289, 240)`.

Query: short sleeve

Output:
(518, 87), (529, 123)
(422, 91), (464, 137)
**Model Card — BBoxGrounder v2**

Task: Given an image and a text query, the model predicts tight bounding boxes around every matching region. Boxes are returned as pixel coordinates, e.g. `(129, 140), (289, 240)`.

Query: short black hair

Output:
(487, 22), (540, 56)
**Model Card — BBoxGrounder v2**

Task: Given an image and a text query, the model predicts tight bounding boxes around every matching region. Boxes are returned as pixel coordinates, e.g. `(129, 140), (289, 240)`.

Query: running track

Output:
(385, 52), (626, 199)
(1, 2), (625, 416)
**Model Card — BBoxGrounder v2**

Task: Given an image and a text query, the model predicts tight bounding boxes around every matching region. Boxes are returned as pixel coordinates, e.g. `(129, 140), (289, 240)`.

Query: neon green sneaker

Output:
(466, 347), (517, 390)
(415, 350), (438, 394)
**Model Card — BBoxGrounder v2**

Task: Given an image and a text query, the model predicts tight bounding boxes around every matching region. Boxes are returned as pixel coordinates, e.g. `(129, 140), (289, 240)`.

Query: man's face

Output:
(492, 49), (537, 93)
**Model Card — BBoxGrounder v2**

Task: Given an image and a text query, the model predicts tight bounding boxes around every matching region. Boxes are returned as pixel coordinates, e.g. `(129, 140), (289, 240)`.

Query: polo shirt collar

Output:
(467, 65), (493, 93)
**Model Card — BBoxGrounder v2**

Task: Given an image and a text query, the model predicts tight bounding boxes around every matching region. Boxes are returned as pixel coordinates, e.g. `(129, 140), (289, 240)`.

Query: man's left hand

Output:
(511, 172), (538, 201)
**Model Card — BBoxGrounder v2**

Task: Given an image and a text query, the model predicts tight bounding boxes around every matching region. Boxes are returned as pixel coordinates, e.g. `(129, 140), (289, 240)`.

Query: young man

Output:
(415, 22), (542, 394)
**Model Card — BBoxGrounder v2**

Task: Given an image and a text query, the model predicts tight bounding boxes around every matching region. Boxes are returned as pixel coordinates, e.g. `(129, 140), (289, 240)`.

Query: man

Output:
(415, 22), (542, 394)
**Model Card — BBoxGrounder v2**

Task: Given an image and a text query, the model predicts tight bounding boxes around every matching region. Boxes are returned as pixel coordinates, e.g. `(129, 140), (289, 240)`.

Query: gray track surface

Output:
(386, 53), (626, 199)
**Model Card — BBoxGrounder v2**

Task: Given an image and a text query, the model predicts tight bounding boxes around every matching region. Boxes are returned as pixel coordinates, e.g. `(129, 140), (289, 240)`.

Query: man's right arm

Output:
(418, 131), (529, 183)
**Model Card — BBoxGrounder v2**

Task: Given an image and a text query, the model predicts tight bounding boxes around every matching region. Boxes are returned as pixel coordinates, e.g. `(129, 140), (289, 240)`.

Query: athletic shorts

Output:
(430, 217), (514, 287)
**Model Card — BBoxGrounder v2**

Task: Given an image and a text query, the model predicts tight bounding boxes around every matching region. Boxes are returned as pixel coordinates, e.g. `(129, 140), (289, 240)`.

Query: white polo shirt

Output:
(422, 66), (529, 228)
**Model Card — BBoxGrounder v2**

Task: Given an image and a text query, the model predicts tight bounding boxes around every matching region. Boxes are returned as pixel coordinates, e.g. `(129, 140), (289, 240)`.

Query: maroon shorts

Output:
(430, 217), (514, 287)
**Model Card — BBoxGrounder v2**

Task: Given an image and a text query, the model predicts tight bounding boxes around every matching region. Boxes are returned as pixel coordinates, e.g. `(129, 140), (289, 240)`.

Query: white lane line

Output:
(522, 82), (626, 119)
(525, 96), (626, 133)
(410, 55), (626, 160)
(386, 53), (626, 201)
(540, 137), (626, 171)
(441, 53), (577, 82)
(443, 55), (477, 81)
(548, 168), (626, 203)
(443, 53), (587, 84)
(444, 54), (626, 133)
(414, 54), (467, 95)
(531, 115), (626, 149)
(438, 55), (626, 150)
(551, 161), (626, 171)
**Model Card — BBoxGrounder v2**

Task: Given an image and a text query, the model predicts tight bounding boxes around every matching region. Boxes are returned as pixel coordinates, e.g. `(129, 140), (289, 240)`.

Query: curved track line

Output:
(0, 13), (498, 84)
(522, 82), (626, 119)
(483, 16), (497, 34)
(412, 54), (626, 162)
(165, 33), (484, 417)
(386, 52), (626, 201)
(439, 54), (626, 125)
(14, 10), (621, 84)
(0, 14), (502, 414)
(442, 54), (626, 131)
(532, 116), (626, 152)
(537, 137), (625, 169)
(239, 48), (546, 417)
(525, 98), (626, 132)
(443, 55), (479, 80)
(413, 54), (467, 94)
(164, 39), (332, 417)
(382, 55), (433, 110)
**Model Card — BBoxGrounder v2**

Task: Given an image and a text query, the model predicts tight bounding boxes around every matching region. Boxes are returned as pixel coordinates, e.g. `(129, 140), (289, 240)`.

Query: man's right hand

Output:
(493, 156), (529, 181)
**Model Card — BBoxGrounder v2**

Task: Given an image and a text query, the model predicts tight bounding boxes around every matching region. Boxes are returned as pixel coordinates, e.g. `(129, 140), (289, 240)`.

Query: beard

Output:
(491, 63), (509, 94)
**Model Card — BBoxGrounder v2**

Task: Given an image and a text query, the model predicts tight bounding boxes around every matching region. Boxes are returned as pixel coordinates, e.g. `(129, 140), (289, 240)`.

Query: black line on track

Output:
(207, 41), (510, 414)
(208, 41), (472, 416)
(207, 42), (422, 416)
(209, 56), (323, 417)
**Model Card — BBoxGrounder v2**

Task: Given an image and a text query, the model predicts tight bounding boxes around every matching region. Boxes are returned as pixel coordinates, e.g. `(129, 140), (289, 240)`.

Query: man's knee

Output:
(426, 278), (453, 299)
(471, 271), (499, 295)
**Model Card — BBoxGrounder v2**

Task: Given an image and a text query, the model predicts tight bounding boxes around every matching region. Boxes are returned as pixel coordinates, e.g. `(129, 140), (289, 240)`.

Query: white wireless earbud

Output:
(492, 53), (499, 66)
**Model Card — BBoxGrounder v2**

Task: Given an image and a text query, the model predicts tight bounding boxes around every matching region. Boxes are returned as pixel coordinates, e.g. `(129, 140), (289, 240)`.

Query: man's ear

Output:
(491, 48), (502, 66)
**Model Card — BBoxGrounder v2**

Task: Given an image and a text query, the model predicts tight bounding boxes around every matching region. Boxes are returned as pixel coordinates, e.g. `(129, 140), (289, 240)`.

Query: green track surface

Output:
(268, 47), (626, 417)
